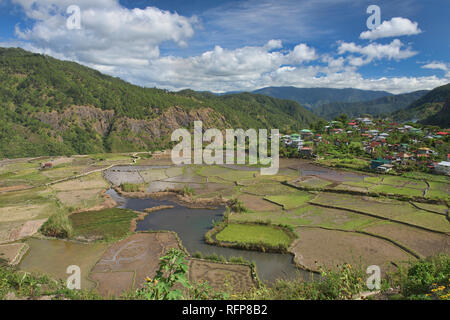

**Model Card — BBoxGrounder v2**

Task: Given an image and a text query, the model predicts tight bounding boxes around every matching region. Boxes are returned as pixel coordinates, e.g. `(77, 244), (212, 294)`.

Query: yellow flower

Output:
(145, 277), (152, 282)
(431, 289), (438, 292)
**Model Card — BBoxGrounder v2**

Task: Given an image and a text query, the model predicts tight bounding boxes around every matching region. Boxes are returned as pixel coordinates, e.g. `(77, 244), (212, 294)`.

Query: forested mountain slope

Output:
(0, 48), (318, 158)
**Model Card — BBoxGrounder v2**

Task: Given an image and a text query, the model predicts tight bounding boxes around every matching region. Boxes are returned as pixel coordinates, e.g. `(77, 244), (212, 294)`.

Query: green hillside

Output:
(420, 96), (450, 127)
(313, 90), (428, 120)
(392, 83), (450, 124)
(0, 47), (318, 158)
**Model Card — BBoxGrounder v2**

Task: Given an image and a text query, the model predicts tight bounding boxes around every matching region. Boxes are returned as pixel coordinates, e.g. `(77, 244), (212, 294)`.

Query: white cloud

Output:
(422, 62), (448, 71)
(106, 41), (444, 94)
(288, 44), (318, 63)
(360, 17), (422, 40)
(422, 61), (450, 78)
(13, 0), (198, 67)
(338, 39), (417, 66)
(128, 41), (318, 91)
(4, 0), (448, 95)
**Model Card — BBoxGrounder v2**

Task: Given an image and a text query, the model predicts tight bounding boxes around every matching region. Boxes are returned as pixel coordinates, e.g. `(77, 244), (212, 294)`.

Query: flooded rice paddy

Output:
(107, 188), (310, 283)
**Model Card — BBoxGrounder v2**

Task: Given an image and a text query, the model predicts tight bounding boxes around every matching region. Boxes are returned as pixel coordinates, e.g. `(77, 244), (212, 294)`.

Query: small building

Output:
(371, 158), (391, 170)
(417, 147), (436, 156)
(330, 128), (343, 134)
(300, 129), (313, 139)
(291, 138), (303, 148)
(40, 162), (53, 169)
(376, 164), (394, 173)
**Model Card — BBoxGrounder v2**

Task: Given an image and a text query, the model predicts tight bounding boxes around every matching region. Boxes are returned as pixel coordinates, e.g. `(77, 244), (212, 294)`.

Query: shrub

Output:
(204, 253), (220, 262)
(228, 198), (248, 213)
(181, 185), (195, 197)
(120, 183), (144, 192)
(229, 256), (247, 264)
(239, 263), (365, 300)
(0, 266), (101, 300)
(397, 254), (450, 299)
(135, 249), (190, 300)
(40, 212), (73, 238)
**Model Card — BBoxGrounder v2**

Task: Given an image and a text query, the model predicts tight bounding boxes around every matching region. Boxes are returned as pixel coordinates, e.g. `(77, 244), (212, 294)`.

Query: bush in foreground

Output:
(394, 254), (449, 300)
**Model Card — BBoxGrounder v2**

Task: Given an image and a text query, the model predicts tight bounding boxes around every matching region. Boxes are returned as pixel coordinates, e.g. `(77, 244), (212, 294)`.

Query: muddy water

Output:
(106, 189), (311, 283)
(19, 238), (108, 290)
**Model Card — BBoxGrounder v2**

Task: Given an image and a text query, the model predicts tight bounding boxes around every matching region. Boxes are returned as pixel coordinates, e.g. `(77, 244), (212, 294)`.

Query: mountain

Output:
(252, 86), (393, 109)
(313, 90), (428, 120)
(420, 96), (450, 127)
(0, 47), (319, 158)
(392, 83), (450, 124)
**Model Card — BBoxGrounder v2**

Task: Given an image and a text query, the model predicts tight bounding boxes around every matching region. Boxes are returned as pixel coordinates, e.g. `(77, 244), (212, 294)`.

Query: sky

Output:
(0, 0), (449, 94)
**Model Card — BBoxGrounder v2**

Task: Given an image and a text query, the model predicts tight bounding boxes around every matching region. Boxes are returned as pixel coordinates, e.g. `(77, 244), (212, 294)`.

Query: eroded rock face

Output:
(33, 105), (228, 151)
(35, 105), (115, 135)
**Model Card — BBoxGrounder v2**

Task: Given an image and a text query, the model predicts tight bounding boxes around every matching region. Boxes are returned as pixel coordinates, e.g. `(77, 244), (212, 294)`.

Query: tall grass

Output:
(120, 183), (144, 192)
(40, 211), (73, 238)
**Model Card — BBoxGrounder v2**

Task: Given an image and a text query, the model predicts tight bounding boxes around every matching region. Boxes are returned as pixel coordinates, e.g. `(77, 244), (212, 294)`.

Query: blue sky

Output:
(0, 0), (449, 93)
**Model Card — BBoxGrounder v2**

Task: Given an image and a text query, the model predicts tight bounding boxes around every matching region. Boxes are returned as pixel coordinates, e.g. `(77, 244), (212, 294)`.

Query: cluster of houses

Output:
(281, 117), (450, 175)
(281, 130), (315, 157)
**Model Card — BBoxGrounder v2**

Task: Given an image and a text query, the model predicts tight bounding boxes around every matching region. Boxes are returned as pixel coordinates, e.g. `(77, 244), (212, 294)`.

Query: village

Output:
(280, 116), (450, 176)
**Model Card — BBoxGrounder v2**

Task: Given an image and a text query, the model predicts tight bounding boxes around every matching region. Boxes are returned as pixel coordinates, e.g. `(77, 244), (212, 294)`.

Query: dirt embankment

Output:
(144, 205), (174, 213)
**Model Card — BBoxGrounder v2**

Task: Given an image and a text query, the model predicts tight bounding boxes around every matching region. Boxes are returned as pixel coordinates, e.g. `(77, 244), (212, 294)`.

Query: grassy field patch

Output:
(310, 193), (450, 233)
(369, 185), (424, 197)
(70, 208), (138, 241)
(215, 223), (293, 247)
(264, 191), (312, 210)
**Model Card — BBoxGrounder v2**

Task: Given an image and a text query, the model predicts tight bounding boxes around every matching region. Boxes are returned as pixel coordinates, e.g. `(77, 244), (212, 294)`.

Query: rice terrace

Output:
(0, 151), (448, 300)
(0, 0), (450, 306)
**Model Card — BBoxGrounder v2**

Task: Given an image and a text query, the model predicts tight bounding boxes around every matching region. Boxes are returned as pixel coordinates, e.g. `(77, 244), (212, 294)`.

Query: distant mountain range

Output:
(313, 90), (429, 120)
(252, 86), (393, 109)
(248, 86), (449, 124)
(0, 47), (319, 158)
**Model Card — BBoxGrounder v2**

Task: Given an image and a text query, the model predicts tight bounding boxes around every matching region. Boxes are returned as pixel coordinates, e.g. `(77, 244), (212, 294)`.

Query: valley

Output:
(1, 151), (448, 299)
